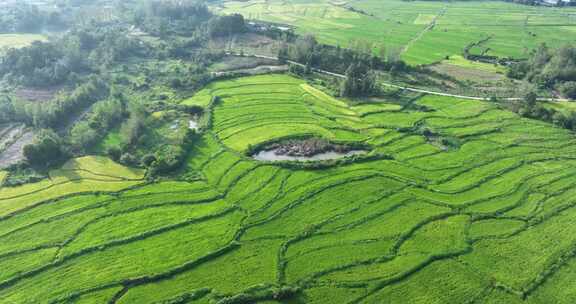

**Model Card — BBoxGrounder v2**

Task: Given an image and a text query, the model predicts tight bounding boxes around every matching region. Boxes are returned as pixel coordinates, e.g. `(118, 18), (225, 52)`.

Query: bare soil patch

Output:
(211, 33), (280, 56)
(211, 55), (280, 72)
(430, 63), (505, 82)
(213, 64), (288, 77)
(0, 129), (34, 169)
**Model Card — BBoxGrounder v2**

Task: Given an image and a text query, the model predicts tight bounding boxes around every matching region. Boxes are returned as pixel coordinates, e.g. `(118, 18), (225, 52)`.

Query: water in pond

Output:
(253, 149), (367, 162)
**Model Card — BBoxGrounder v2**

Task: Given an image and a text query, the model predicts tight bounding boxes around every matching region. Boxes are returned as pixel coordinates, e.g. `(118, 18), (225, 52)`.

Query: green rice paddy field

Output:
(3, 74), (576, 302)
(215, 0), (576, 65)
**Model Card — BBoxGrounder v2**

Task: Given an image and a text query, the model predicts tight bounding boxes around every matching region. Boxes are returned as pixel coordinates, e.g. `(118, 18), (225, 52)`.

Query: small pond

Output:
(253, 149), (367, 162)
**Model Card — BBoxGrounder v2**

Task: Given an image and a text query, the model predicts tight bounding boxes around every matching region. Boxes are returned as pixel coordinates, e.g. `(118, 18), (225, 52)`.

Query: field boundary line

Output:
(401, 5), (448, 55)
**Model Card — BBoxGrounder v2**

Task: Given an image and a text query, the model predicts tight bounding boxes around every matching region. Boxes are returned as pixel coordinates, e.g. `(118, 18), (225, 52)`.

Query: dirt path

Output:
(401, 5), (448, 55)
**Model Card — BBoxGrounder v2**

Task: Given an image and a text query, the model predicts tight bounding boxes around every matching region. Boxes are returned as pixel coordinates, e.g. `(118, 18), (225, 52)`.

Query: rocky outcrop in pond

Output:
(266, 138), (352, 157)
(252, 138), (369, 162)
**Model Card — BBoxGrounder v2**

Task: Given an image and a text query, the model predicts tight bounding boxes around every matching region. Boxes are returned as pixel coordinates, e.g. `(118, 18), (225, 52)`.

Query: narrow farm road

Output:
(225, 52), (573, 102)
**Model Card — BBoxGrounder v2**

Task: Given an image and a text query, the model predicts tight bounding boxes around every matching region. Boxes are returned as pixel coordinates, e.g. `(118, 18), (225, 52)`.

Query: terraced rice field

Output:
(3, 74), (576, 303)
(216, 0), (576, 65)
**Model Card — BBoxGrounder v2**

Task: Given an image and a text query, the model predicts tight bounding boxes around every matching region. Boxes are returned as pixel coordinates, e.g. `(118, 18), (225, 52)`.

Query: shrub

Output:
(150, 145), (186, 175)
(2, 167), (46, 187)
(106, 147), (122, 161)
(23, 130), (64, 168)
(141, 154), (157, 167)
(441, 137), (461, 149)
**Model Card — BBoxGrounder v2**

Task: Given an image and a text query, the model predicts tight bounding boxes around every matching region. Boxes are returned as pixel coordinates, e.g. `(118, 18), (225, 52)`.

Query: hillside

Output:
(1, 75), (576, 303)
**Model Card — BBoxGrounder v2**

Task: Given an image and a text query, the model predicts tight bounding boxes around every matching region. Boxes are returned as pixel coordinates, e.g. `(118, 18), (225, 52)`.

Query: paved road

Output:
(226, 52), (573, 103)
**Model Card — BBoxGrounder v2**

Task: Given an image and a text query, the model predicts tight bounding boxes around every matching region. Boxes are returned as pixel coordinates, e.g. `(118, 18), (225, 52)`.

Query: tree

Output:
(141, 154), (157, 167)
(278, 44), (289, 64)
(524, 91), (538, 107)
(150, 145), (185, 175)
(121, 104), (145, 146)
(340, 63), (377, 97)
(207, 14), (246, 38)
(23, 130), (63, 168)
(106, 147), (122, 161)
(69, 121), (99, 151)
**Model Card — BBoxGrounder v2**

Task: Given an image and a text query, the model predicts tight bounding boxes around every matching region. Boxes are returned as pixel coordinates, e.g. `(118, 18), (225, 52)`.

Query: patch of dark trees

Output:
(2, 166), (46, 187)
(1, 78), (111, 171)
(508, 44), (576, 99)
